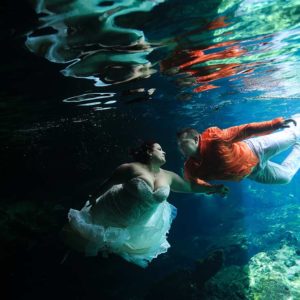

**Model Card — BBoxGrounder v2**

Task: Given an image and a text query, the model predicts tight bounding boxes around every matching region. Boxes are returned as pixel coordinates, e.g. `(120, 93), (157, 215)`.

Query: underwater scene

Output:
(1, 0), (300, 299)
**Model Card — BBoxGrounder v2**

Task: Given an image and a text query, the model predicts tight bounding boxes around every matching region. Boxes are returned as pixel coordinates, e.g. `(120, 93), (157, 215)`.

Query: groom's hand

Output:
(210, 184), (229, 197)
(280, 118), (297, 128)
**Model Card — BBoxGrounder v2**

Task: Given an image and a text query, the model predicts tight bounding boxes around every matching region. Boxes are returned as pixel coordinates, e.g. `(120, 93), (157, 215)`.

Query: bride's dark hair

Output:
(129, 141), (157, 163)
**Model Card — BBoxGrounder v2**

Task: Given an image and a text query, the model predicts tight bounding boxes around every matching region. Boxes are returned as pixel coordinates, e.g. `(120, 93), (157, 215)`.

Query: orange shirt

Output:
(184, 118), (284, 187)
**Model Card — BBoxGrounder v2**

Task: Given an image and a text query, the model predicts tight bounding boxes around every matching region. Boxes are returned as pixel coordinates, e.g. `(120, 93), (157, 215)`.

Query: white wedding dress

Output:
(67, 177), (177, 267)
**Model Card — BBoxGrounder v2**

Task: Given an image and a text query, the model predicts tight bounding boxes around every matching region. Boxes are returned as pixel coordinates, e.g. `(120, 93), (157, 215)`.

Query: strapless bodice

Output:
(89, 177), (170, 227)
(125, 177), (170, 201)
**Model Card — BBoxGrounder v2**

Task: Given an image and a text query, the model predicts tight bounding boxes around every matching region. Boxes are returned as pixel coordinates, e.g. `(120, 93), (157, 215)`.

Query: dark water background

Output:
(1, 0), (300, 299)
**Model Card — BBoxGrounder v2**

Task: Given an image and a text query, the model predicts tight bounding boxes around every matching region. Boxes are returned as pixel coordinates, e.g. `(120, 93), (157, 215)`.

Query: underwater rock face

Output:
(249, 245), (300, 300)
(194, 249), (224, 286)
(145, 269), (197, 300)
(145, 250), (224, 300)
(202, 265), (250, 300)
(147, 245), (300, 300)
(201, 245), (300, 299)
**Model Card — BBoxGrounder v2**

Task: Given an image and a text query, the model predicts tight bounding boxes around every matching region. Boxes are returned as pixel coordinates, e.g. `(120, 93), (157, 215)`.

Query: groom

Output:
(177, 116), (300, 195)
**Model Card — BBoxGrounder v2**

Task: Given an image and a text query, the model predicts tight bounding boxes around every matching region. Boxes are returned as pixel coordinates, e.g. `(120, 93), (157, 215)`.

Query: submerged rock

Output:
(248, 245), (300, 299)
(202, 265), (250, 299)
(145, 268), (197, 300)
(147, 245), (300, 299)
(145, 250), (224, 300)
(201, 245), (300, 299)
(194, 249), (224, 286)
(279, 230), (299, 246)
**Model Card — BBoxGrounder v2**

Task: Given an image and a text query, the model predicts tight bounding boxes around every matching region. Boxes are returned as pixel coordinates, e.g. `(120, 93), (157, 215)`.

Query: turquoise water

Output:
(1, 0), (300, 299)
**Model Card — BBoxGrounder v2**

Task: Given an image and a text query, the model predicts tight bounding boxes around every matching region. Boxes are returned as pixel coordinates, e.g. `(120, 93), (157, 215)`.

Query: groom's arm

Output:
(219, 117), (285, 143)
(166, 171), (229, 196)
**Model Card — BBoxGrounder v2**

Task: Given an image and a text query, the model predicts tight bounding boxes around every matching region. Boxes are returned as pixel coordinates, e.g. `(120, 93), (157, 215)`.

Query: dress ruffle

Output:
(67, 178), (177, 267)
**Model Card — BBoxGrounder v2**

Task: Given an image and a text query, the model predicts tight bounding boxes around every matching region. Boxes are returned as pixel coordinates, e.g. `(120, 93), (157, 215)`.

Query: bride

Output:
(64, 141), (227, 268)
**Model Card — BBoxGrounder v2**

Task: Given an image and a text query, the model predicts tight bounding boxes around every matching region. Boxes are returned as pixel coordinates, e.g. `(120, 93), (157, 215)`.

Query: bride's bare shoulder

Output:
(116, 162), (144, 174)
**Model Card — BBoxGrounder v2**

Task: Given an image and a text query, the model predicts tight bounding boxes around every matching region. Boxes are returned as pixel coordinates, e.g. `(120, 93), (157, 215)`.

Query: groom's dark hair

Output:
(177, 128), (199, 139)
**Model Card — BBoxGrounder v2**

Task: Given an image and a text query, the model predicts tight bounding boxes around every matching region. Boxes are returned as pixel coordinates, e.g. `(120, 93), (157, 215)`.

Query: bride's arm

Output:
(166, 171), (229, 196)
(88, 163), (134, 205)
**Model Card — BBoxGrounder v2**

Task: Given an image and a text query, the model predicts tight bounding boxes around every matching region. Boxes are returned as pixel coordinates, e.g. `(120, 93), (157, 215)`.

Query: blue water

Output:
(1, 0), (300, 299)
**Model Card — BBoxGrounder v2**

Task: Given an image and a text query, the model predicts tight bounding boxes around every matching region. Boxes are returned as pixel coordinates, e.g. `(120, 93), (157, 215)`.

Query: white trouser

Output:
(245, 118), (300, 184)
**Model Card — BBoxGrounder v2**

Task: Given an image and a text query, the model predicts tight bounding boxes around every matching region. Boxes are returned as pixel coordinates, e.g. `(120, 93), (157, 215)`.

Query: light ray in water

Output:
(94, 107), (116, 111)
(78, 101), (103, 107)
(104, 100), (117, 105)
(62, 92), (115, 103)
